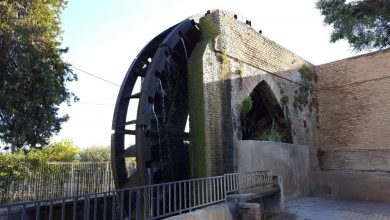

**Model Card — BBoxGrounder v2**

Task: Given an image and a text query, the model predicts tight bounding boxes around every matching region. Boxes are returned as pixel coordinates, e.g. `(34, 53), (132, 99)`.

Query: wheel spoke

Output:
(125, 92), (140, 99)
(124, 120), (137, 125)
(116, 129), (136, 135)
(118, 145), (136, 158)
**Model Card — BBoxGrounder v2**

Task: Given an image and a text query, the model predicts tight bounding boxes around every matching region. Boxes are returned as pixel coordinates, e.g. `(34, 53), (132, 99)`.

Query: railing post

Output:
(223, 174), (227, 199)
(188, 181), (192, 212)
(136, 188), (141, 220)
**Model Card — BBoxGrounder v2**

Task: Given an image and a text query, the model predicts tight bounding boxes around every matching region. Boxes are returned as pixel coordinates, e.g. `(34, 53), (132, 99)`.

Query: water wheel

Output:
(111, 19), (201, 189)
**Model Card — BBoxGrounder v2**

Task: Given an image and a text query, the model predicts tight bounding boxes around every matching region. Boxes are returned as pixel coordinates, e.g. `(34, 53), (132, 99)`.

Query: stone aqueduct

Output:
(112, 10), (390, 202)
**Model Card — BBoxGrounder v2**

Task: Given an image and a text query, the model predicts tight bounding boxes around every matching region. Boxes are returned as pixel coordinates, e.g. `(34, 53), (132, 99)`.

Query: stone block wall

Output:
(188, 10), (318, 177)
(315, 49), (390, 171)
(187, 9), (390, 202)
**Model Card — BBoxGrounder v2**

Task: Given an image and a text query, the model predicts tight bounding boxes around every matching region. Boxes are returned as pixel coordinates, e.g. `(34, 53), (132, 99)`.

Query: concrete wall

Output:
(236, 140), (309, 200)
(315, 49), (390, 171)
(310, 171), (390, 203)
(164, 203), (236, 220)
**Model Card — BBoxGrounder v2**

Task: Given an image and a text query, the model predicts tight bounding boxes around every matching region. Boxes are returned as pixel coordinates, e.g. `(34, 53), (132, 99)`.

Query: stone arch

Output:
(240, 80), (292, 143)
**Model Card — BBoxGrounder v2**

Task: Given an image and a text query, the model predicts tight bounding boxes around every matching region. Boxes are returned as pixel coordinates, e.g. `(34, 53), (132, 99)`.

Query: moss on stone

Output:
(188, 40), (208, 178)
(199, 15), (219, 39)
(221, 52), (228, 64)
(187, 15), (220, 178)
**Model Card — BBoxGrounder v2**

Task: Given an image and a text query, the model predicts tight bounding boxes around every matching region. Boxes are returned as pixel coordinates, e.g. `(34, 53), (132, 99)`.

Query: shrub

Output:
(256, 123), (284, 142)
(294, 94), (307, 105)
(299, 65), (314, 82)
(79, 146), (111, 162)
(242, 96), (253, 115)
(41, 139), (79, 162)
(281, 95), (289, 104)
(0, 139), (79, 179)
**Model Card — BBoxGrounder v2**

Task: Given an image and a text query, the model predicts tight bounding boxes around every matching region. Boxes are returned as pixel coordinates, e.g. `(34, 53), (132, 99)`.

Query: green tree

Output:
(79, 146), (111, 162)
(316, 0), (390, 51)
(41, 139), (80, 162)
(0, 0), (77, 150)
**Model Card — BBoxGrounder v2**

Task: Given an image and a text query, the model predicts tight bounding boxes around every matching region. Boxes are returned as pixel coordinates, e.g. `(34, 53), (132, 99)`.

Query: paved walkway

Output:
(275, 197), (390, 220)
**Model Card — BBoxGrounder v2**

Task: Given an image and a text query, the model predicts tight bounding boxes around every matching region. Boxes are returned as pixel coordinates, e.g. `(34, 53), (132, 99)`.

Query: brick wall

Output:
(315, 49), (390, 171)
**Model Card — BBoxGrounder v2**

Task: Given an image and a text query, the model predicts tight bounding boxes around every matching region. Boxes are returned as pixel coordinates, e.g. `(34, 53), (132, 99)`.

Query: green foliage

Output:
(80, 146), (111, 162)
(242, 96), (253, 115)
(0, 139), (78, 179)
(0, 140), (78, 202)
(0, 150), (45, 180)
(41, 139), (79, 162)
(0, 0), (78, 149)
(237, 68), (244, 76)
(281, 95), (289, 105)
(256, 124), (284, 142)
(300, 65), (314, 82)
(294, 94), (307, 105)
(293, 65), (315, 108)
(316, 0), (390, 51)
(220, 52), (229, 64)
(199, 15), (219, 39)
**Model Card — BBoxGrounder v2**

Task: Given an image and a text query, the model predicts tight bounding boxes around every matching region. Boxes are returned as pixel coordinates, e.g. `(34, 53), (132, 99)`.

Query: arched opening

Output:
(241, 81), (292, 143)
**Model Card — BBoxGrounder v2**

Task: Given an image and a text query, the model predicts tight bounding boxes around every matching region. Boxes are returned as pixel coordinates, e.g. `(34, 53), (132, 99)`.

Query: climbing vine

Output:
(293, 65), (316, 110)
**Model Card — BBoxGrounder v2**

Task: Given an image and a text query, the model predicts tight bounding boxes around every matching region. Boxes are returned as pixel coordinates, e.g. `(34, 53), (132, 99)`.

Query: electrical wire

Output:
(71, 66), (120, 87)
(76, 101), (114, 106)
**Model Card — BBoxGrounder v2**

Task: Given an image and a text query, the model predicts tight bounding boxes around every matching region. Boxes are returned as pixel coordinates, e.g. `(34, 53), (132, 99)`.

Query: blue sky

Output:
(56, 0), (360, 148)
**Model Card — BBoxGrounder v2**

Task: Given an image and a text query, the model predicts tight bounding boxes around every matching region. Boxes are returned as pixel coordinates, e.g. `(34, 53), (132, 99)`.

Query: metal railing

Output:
(0, 171), (275, 220)
(0, 162), (136, 204)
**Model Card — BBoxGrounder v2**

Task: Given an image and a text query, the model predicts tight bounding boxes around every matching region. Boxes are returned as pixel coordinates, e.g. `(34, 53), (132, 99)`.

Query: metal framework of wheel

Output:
(112, 19), (201, 189)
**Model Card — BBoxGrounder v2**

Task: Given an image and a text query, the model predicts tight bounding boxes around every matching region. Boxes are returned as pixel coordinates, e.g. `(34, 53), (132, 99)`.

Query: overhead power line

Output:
(77, 101), (115, 106)
(71, 66), (120, 87)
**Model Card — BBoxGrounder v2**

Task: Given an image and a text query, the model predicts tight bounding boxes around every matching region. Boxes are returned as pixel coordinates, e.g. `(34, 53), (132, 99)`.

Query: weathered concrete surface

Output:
(164, 203), (236, 220)
(310, 171), (390, 203)
(237, 203), (261, 220)
(236, 141), (309, 200)
(277, 197), (390, 220)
